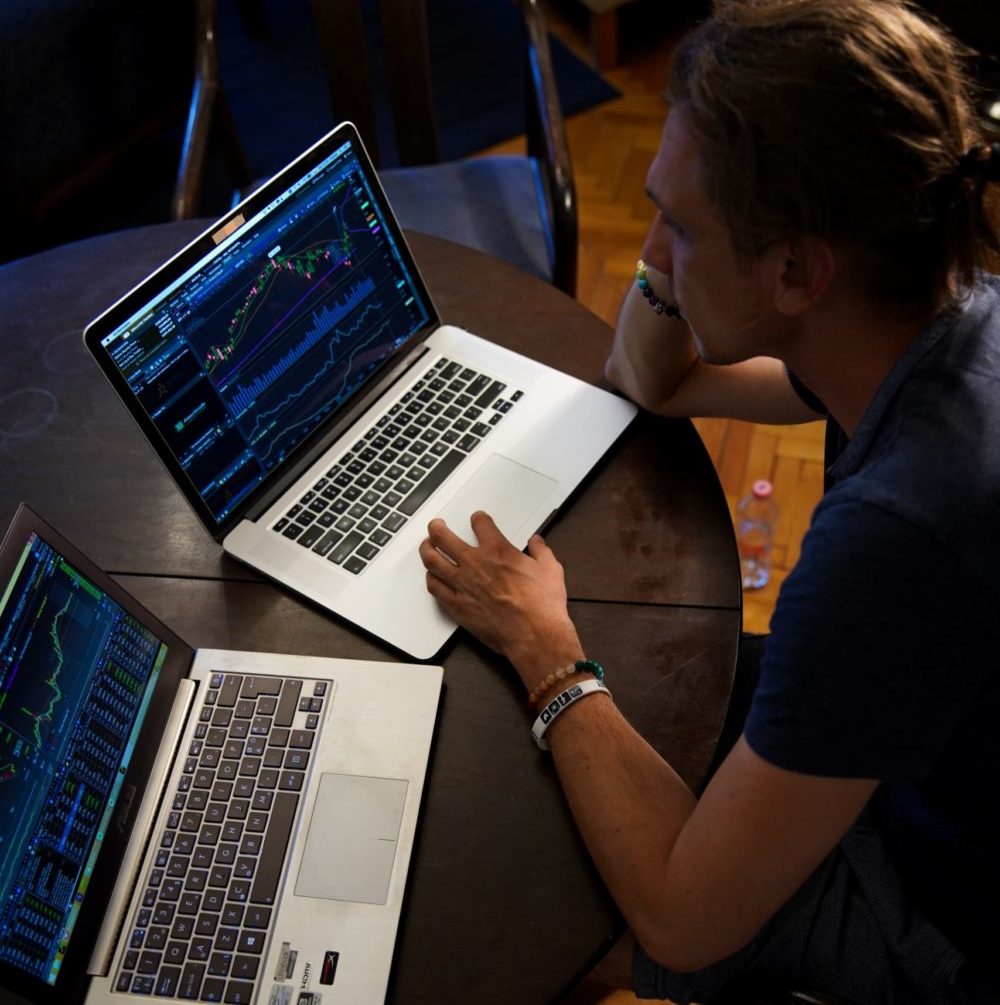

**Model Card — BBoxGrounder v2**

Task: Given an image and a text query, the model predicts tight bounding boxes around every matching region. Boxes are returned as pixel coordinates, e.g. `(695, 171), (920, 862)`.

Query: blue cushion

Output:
(379, 156), (552, 283)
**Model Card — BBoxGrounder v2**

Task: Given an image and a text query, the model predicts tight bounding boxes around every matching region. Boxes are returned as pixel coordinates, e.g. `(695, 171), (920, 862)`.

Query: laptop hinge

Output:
(87, 679), (197, 976)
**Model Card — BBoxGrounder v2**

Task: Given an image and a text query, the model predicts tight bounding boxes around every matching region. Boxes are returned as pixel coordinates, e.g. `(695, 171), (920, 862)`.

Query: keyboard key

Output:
(223, 980), (255, 1004)
(208, 952), (233, 977)
(329, 530), (364, 564)
(231, 955), (259, 981)
(250, 792), (299, 905)
(240, 677), (282, 699)
(274, 680), (302, 728)
(344, 556), (367, 574)
(178, 962), (206, 999)
(137, 950), (162, 974)
(244, 905), (271, 929)
(155, 966), (182, 997)
(217, 675), (242, 708)
(200, 976), (226, 1002)
(397, 448), (464, 516)
(475, 378), (505, 407)
(312, 528), (342, 557)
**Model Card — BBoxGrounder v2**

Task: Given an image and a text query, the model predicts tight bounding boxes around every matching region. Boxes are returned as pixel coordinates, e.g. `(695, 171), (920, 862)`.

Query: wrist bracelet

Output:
(636, 259), (682, 319)
(531, 677), (612, 750)
(527, 658), (605, 707)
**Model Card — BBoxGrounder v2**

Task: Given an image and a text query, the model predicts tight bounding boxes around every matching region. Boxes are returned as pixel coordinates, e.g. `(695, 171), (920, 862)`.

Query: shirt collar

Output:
(827, 292), (973, 482)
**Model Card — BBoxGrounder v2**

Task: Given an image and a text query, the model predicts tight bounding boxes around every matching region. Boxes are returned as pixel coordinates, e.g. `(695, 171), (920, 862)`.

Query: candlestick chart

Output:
(178, 171), (422, 474)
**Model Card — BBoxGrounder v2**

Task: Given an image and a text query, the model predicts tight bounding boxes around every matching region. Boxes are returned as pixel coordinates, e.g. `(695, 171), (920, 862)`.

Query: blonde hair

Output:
(668, 0), (999, 306)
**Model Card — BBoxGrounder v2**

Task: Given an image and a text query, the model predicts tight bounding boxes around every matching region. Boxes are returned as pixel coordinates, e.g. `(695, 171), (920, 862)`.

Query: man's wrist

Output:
(505, 634), (584, 689)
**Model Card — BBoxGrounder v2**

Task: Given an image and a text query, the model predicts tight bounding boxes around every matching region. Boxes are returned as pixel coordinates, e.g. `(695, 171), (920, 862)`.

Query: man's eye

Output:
(662, 214), (685, 237)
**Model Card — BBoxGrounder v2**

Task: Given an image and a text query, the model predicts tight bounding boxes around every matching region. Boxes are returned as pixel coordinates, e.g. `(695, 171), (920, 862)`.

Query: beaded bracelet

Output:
(636, 259), (682, 318)
(527, 658), (605, 707)
(531, 678), (612, 750)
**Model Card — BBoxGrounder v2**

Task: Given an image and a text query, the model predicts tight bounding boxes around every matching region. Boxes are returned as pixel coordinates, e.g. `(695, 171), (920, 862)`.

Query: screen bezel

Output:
(82, 121), (441, 542)
(0, 504), (195, 1005)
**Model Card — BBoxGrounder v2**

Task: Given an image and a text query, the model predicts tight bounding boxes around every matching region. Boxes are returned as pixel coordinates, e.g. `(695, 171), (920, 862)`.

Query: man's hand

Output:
(419, 512), (583, 685)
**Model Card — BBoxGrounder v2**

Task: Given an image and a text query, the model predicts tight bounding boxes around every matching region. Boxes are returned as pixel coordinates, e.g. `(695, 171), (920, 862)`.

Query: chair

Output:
(172, 0), (253, 221)
(0, 0), (199, 263)
(174, 0), (578, 296)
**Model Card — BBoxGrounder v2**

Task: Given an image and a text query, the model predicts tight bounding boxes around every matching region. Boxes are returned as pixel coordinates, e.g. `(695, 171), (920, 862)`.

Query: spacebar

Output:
(250, 791), (299, 905)
(397, 449), (465, 516)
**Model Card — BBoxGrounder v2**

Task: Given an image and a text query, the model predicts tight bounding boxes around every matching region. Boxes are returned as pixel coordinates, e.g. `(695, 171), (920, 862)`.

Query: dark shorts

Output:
(632, 635), (994, 1005)
(632, 821), (980, 1004)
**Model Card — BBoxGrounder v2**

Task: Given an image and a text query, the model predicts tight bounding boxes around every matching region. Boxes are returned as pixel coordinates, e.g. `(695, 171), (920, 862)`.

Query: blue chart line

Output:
(226, 275), (376, 415)
(246, 300), (385, 442)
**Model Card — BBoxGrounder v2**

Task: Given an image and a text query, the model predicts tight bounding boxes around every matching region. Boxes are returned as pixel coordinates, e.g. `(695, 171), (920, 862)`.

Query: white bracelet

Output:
(531, 678), (612, 750)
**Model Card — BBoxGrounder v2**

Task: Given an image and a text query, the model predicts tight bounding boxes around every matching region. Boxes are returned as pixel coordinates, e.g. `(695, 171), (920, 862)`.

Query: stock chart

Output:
(0, 535), (165, 983)
(107, 156), (428, 523)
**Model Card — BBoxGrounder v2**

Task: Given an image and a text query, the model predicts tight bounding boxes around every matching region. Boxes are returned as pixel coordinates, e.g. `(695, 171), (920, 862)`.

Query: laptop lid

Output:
(0, 504), (192, 1005)
(83, 123), (438, 542)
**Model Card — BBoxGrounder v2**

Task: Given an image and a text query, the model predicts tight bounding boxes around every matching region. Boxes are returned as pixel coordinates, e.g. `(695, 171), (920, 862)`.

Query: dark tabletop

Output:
(0, 224), (741, 1004)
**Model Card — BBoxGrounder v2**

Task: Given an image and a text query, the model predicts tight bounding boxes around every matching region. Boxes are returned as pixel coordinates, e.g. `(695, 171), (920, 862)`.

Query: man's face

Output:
(646, 112), (784, 364)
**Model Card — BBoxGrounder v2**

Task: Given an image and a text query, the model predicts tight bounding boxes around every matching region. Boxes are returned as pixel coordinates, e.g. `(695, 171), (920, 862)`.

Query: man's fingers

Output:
(470, 510), (517, 550)
(418, 536), (460, 585)
(425, 517), (473, 562)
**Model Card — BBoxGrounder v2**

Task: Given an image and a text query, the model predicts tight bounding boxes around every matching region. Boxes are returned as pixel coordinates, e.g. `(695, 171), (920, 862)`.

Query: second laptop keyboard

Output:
(115, 672), (327, 1003)
(272, 355), (523, 573)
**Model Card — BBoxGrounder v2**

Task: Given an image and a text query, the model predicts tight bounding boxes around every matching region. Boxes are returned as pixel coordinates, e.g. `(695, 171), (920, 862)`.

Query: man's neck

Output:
(781, 293), (939, 437)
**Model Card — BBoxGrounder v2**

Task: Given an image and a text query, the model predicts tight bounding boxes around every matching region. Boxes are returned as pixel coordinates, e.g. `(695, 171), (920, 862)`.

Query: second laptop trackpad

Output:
(295, 773), (408, 905)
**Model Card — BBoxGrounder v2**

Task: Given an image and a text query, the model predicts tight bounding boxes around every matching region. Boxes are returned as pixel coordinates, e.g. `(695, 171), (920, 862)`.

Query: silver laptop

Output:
(82, 122), (636, 659)
(0, 504), (441, 1005)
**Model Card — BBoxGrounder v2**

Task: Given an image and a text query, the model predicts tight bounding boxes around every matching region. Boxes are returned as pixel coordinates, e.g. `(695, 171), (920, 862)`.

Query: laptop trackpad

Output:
(295, 773), (408, 906)
(437, 453), (557, 545)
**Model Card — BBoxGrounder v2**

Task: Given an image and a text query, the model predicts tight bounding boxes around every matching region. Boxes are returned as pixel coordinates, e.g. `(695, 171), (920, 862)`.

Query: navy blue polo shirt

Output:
(746, 275), (1000, 962)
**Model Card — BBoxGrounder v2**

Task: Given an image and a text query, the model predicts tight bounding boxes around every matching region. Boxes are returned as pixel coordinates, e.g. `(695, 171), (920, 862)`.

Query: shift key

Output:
(274, 679), (302, 727)
(250, 791), (298, 905)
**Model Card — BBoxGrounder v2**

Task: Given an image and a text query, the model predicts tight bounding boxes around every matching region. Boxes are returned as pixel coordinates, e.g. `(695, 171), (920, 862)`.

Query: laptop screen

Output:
(0, 531), (168, 987)
(93, 132), (433, 530)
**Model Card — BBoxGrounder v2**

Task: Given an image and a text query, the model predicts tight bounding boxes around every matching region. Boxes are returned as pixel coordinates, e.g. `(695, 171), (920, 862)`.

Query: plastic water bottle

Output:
(736, 479), (779, 589)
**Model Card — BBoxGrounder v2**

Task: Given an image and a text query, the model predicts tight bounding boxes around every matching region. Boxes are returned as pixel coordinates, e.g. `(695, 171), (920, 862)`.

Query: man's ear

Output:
(773, 237), (837, 316)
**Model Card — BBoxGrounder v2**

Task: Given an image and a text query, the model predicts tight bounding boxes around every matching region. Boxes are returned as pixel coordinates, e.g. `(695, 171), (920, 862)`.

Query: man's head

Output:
(666, 0), (998, 311)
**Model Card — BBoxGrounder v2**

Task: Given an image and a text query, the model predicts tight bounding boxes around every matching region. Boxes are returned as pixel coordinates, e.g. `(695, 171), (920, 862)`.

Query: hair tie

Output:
(957, 142), (1000, 183)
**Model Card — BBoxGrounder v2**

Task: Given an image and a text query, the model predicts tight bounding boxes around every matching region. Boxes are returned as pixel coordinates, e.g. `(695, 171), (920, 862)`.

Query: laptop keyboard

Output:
(271, 356), (523, 573)
(114, 672), (328, 1002)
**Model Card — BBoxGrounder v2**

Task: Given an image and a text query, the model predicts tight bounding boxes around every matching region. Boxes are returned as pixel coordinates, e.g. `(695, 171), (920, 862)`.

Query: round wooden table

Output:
(0, 223), (740, 1004)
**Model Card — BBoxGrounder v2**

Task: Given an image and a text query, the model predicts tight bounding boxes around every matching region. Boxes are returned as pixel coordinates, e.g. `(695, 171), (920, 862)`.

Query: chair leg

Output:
(590, 9), (619, 70)
(173, 0), (251, 219)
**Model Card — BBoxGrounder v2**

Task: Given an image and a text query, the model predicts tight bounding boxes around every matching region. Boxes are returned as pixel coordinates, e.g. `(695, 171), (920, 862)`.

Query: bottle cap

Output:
(751, 479), (773, 499)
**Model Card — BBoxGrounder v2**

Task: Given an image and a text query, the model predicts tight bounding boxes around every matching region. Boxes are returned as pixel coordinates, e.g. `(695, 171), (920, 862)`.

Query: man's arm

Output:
(606, 219), (821, 424)
(419, 514), (877, 971)
(546, 698), (876, 971)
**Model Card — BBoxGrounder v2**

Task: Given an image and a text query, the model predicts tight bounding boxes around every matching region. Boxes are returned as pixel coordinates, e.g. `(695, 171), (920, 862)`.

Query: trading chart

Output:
(103, 140), (430, 525)
(0, 535), (165, 983)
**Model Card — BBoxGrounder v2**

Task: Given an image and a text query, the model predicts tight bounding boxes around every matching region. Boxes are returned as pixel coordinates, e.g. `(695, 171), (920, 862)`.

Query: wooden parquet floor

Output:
(471, 5), (827, 1001)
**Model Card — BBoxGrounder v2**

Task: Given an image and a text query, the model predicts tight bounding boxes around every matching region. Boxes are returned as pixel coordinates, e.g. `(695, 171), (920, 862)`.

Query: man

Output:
(419, 1), (1000, 1001)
